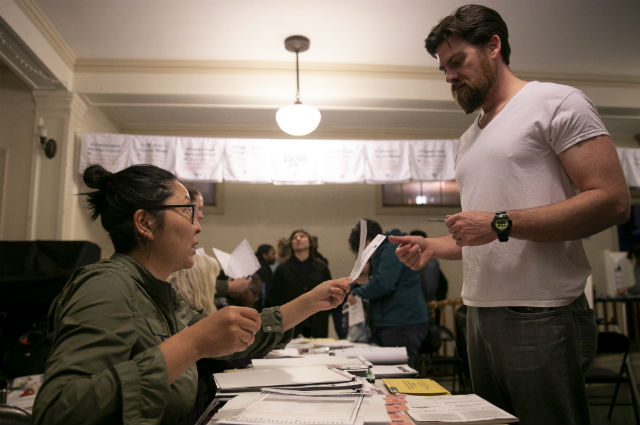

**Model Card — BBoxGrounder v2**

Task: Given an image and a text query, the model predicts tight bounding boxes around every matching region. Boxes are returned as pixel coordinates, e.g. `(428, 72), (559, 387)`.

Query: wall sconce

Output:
(37, 118), (57, 159)
(276, 35), (321, 136)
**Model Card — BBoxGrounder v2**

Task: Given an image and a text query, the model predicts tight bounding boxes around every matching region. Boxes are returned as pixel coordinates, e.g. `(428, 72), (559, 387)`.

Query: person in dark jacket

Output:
(266, 229), (332, 338)
(348, 219), (429, 369)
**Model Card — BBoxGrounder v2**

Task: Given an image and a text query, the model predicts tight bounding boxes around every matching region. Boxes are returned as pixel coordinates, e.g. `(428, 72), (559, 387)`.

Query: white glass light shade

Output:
(276, 103), (321, 136)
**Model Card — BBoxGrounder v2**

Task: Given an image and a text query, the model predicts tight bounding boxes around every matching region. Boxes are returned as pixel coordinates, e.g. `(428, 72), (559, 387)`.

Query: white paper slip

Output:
(349, 234), (386, 281)
(211, 239), (260, 278)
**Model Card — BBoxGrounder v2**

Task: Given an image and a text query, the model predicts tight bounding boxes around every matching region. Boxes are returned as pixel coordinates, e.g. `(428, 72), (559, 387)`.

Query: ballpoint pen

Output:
(426, 217), (446, 222)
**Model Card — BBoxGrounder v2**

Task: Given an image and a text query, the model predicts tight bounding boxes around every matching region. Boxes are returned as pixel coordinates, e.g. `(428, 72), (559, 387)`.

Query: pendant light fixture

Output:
(276, 35), (321, 136)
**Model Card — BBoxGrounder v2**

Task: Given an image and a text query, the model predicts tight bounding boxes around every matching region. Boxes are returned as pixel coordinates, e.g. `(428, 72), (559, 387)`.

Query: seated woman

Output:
(33, 164), (350, 425)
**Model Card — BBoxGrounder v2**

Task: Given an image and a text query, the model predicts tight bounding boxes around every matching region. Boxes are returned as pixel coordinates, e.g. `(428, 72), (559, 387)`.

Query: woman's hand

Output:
(159, 305), (261, 383)
(191, 306), (261, 358)
(279, 277), (351, 331)
(307, 277), (351, 311)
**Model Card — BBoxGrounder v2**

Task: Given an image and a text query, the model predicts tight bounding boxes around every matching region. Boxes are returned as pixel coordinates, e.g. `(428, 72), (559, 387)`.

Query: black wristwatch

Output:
(491, 211), (512, 242)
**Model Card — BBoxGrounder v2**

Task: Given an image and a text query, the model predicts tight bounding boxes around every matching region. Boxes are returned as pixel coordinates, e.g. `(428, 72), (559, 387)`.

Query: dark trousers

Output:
(466, 294), (596, 425)
(373, 322), (429, 369)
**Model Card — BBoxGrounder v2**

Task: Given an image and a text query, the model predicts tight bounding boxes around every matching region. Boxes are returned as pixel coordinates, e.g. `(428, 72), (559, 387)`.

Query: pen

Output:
(426, 217), (446, 222)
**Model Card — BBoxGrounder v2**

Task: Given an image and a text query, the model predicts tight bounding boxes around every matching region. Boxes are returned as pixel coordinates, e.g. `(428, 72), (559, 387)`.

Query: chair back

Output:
(596, 331), (630, 355)
(427, 299), (464, 356)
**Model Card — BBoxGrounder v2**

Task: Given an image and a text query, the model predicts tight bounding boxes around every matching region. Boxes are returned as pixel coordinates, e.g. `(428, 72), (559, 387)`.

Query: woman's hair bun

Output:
(83, 164), (112, 191)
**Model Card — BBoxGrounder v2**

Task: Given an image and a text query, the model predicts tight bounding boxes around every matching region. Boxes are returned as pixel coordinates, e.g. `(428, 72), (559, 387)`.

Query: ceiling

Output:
(3, 0), (640, 138)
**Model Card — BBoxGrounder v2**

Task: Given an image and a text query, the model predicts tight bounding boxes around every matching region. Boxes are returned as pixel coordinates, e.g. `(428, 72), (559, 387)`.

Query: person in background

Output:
(617, 245), (640, 295)
(390, 5), (629, 425)
(276, 236), (291, 265)
(215, 273), (262, 310)
(348, 219), (429, 369)
(170, 251), (220, 315)
(186, 185), (253, 303)
(311, 235), (329, 266)
(33, 164), (351, 425)
(266, 229), (333, 338)
(255, 244), (276, 309)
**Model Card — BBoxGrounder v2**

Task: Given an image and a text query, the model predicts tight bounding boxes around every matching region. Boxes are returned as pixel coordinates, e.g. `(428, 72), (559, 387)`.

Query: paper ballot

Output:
(349, 220), (386, 280)
(212, 239), (261, 279)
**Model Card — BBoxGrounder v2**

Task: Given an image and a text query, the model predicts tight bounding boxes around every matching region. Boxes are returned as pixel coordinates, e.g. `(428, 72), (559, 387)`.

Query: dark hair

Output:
(255, 244), (274, 264)
(289, 229), (320, 258)
(348, 219), (383, 254)
(628, 245), (640, 260)
(186, 186), (202, 202)
(410, 229), (427, 238)
(425, 4), (511, 66)
(82, 164), (176, 253)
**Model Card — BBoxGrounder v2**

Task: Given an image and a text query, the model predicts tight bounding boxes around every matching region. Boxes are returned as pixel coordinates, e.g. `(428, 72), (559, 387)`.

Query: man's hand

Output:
(445, 211), (497, 246)
(388, 235), (434, 270)
(228, 276), (252, 295)
(389, 234), (462, 267)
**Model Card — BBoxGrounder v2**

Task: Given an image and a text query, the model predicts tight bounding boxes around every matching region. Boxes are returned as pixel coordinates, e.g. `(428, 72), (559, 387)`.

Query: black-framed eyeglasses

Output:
(147, 204), (196, 224)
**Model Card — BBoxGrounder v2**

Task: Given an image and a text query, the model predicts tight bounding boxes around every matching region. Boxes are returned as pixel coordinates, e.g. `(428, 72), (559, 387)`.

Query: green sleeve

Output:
(220, 306), (294, 360)
(215, 278), (229, 297)
(33, 273), (170, 425)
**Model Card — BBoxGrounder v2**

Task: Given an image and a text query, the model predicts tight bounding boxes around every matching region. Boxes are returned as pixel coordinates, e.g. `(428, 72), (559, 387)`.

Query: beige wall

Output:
(0, 68), (35, 239)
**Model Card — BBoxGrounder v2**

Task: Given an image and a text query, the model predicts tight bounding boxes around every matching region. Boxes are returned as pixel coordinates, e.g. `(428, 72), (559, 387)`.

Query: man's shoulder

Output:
(523, 81), (582, 102)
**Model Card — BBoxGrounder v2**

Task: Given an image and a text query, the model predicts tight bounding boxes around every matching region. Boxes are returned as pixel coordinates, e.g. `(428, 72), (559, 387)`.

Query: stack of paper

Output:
(213, 365), (359, 398)
(209, 391), (390, 425)
(404, 393), (518, 424)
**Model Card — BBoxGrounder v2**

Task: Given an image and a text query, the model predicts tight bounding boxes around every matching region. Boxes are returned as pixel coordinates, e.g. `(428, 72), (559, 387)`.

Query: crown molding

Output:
(17, 0), (76, 68)
(119, 122), (462, 140)
(0, 14), (62, 89)
(74, 57), (640, 89)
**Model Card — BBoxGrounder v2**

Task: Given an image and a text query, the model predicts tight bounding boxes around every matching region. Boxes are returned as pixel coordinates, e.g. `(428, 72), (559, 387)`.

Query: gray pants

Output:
(466, 294), (596, 425)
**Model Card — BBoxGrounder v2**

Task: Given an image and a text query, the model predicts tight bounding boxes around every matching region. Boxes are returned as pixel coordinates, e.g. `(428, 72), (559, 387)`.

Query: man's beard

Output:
(451, 56), (497, 114)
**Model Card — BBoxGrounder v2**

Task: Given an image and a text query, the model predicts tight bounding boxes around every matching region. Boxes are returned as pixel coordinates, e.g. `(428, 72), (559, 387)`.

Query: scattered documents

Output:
(383, 378), (450, 396)
(404, 393), (518, 424)
(211, 239), (260, 278)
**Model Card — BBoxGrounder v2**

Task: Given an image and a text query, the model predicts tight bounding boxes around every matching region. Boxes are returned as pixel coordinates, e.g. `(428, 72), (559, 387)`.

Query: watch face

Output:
(494, 218), (509, 231)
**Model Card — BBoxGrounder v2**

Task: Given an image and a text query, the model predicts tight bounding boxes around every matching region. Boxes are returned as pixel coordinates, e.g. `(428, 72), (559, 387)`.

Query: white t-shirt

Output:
(456, 81), (609, 307)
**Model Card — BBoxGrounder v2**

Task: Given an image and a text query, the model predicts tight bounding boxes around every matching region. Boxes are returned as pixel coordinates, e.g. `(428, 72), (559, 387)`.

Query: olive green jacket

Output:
(33, 254), (292, 425)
